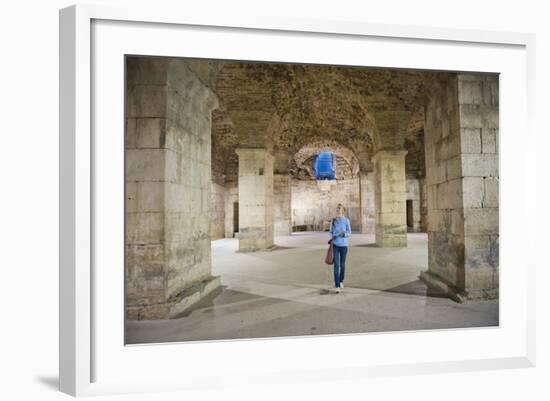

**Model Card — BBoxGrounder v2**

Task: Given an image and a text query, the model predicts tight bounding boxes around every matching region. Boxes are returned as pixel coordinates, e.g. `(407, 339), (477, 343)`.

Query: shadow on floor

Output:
(380, 279), (447, 298)
(170, 286), (290, 320)
(35, 376), (58, 391)
(270, 245), (297, 251)
(351, 243), (379, 248)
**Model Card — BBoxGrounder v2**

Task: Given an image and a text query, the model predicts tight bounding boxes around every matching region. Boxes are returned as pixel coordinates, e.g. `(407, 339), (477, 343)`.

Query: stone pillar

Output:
(125, 57), (221, 320)
(419, 177), (428, 232)
(273, 150), (292, 236)
(372, 150), (408, 247)
(420, 73), (499, 301)
(359, 172), (375, 234)
(274, 175), (292, 235)
(236, 148), (274, 251)
(406, 178), (422, 232)
(224, 182), (239, 238)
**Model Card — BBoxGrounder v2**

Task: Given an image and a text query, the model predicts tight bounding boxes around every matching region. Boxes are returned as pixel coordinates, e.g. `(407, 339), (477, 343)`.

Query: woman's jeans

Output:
(333, 245), (348, 287)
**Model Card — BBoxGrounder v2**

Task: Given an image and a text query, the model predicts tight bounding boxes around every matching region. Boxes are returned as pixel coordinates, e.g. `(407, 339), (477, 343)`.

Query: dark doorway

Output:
(233, 202), (239, 236)
(406, 200), (413, 229)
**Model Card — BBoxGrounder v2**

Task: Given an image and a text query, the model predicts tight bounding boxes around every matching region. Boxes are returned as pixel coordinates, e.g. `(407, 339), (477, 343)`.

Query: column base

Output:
(419, 271), (465, 303)
(126, 276), (222, 320)
(375, 235), (407, 247)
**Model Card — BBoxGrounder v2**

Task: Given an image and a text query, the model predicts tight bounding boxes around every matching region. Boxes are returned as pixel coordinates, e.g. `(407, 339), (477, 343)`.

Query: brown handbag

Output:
(325, 242), (334, 265)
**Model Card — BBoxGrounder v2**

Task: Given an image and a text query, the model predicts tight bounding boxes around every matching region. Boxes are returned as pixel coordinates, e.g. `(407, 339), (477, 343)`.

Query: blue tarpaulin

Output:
(314, 152), (336, 180)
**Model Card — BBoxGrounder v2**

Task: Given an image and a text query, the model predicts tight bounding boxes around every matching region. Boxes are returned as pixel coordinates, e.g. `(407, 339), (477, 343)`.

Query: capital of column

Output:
(371, 149), (408, 164)
(235, 148), (273, 159)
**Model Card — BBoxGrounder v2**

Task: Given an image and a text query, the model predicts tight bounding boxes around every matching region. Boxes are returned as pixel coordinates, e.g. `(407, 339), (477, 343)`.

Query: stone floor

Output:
(126, 232), (499, 345)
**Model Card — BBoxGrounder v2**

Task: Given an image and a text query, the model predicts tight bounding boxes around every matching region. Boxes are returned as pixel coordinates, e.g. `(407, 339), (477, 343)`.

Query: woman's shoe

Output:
(340, 283), (344, 289)
(335, 287), (341, 293)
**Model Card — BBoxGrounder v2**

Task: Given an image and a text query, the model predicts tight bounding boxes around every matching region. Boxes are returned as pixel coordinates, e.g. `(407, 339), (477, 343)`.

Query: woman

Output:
(329, 203), (351, 293)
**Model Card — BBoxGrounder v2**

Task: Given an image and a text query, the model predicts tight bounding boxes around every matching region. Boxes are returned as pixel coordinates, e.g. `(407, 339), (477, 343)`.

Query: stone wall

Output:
(291, 178), (361, 231)
(210, 182), (226, 240)
(422, 73), (499, 300)
(125, 57), (220, 320)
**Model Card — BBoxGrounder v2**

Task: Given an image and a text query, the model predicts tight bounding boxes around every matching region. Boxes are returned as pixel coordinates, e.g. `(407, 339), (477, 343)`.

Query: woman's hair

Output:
(337, 203), (346, 213)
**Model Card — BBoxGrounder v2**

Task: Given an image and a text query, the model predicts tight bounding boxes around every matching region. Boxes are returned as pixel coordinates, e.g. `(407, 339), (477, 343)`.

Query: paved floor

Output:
(126, 232), (499, 344)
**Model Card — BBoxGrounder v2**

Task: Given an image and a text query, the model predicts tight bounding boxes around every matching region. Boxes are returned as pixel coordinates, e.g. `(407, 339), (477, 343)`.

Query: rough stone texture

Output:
(236, 148), (274, 251)
(372, 150), (408, 247)
(422, 73), (499, 300)
(359, 172), (375, 234)
(125, 57), (220, 320)
(291, 178), (361, 231)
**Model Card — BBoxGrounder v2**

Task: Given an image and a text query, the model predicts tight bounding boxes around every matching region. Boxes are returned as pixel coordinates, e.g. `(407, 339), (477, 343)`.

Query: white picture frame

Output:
(59, 3), (536, 397)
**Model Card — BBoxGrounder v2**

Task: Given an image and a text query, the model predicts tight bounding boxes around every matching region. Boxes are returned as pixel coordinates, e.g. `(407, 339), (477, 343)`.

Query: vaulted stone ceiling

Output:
(185, 59), (430, 184)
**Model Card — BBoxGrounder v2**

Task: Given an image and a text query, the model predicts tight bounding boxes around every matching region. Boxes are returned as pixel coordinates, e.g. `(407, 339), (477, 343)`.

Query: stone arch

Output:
(293, 139), (361, 179)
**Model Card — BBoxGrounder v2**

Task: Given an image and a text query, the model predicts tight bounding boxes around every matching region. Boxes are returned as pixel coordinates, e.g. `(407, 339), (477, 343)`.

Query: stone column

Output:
(125, 57), (221, 320)
(419, 177), (428, 232)
(236, 148), (274, 251)
(359, 172), (375, 234)
(372, 150), (408, 247)
(274, 175), (292, 235)
(273, 150), (292, 236)
(406, 178), (422, 232)
(420, 73), (499, 301)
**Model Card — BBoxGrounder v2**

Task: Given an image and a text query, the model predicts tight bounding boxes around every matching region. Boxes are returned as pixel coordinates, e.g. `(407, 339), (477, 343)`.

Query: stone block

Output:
(460, 128), (482, 154)
(459, 104), (483, 128)
(465, 265), (498, 293)
(164, 149), (180, 183)
(436, 179), (463, 209)
(463, 207), (499, 235)
(464, 235), (499, 269)
(126, 244), (165, 282)
(136, 181), (164, 212)
(445, 155), (462, 181)
(483, 177), (499, 207)
(458, 80), (483, 105)
(126, 149), (166, 182)
(135, 118), (167, 149)
(450, 209), (465, 236)
(126, 181), (137, 213)
(126, 212), (164, 244)
(461, 154), (498, 177)
(482, 77), (499, 106)
(427, 232), (464, 288)
(380, 199), (406, 214)
(461, 177), (485, 208)
(125, 118), (137, 148)
(126, 57), (169, 86)
(127, 84), (167, 118)
(427, 209), (449, 232)
(426, 184), (438, 210)
(378, 212), (406, 227)
(481, 128), (497, 154)
(426, 163), (447, 186)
